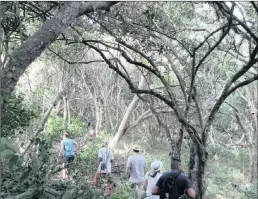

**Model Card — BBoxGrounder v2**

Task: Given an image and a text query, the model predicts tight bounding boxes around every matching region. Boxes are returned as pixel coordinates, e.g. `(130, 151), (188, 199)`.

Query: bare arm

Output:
(152, 185), (159, 195)
(186, 188), (195, 198)
(59, 141), (64, 157)
(143, 179), (148, 191)
(126, 166), (130, 174)
(126, 157), (131, 175)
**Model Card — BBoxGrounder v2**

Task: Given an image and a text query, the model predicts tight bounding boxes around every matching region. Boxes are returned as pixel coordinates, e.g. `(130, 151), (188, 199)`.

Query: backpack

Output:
(161, 172), (181, 199)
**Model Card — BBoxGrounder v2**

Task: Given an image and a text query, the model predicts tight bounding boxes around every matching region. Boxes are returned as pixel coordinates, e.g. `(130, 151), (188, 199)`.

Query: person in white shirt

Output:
(126, 145), (146, 198)
(97, 141), (114, 174)
(93, 141), (114, 195)
(143, 160), (163, 199)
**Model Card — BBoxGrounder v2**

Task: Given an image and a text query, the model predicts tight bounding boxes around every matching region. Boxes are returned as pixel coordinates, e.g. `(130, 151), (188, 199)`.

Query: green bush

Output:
(241, 181), (257, 199)
(1, 136), (102, 199)
(1, 94), (36, 137)
(46, 115), (87, 139)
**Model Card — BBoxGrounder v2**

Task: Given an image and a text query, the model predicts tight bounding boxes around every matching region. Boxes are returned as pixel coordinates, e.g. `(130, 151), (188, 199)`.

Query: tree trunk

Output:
(110, 75), (146, 147)
(67, 99), (71, 126)
(95, 97), (104, 135)
(0, 2), (10, 192)
(1, 1), (117, 99)
(174, 128), (184, 158)
(188, 140), (208, 199)
(248, 144), (255, 182)
(63, 96), (68, 128)
(55, 100), (61, 116)
(245, 86), (257, 182)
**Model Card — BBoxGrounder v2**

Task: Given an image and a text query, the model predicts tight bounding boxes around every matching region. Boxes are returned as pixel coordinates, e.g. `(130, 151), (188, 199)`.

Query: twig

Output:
(47, 47), (104, 65)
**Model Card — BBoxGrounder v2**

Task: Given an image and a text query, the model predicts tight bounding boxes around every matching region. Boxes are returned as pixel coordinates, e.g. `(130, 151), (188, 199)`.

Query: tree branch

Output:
(194, 4), (234, 75)
(125, 108), (173, 134)
(166, 56), (187, 103)
(47, 47), (104, 65)
(1, 1), (117, 98)
(250, 1), (258, 14)
(204, 52), (258, 137)
(214, 2), (258, 43)
(194, 23), (231, 52)
(227, 74), (258, 96)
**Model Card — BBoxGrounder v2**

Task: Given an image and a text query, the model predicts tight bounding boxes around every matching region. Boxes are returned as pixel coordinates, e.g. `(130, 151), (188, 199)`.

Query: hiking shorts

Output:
(62, 155), (74, 168)
(130, 181), (143, 189)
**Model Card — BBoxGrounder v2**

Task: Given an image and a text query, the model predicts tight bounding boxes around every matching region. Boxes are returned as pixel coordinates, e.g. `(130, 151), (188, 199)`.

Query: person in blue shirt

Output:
(58, 132), (78, 180)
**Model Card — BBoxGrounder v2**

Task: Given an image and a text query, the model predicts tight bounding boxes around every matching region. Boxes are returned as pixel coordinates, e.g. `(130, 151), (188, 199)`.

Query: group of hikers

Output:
(58, 132), (196, 199)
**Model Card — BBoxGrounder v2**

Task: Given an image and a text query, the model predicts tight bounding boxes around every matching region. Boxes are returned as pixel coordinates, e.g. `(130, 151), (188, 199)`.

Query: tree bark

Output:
(0, 2), (9, 193)
(188, 139), (208, 199)
(110, 75), (146, 147)
(245, 86), (257, 182)
(1, 1), (117, 99)
(63, 95), (68, 128)
(95, 97), (104, 135)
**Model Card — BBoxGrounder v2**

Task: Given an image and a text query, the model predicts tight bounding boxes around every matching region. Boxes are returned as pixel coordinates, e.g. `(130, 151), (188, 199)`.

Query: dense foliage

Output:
(1, 94), (36, 137)
(0, 1), (257, 199)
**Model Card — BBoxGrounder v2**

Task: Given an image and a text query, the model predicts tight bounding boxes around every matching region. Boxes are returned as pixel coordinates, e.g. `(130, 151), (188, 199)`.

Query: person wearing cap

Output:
(58, 131), (78, 180)
(126, 145), (146, 197)
(152, 157), (195, 199)
(143, 160), (163, 199)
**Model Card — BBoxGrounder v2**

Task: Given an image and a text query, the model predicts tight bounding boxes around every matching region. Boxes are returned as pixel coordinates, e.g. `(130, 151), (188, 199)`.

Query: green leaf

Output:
(0, 142), (6, 151)
(31, 156), (41, 173)
(1, 149), (14, 159)
(8, 154), (19, 168)
(1, 137), (19, 153)
(62, 189), (75, 199)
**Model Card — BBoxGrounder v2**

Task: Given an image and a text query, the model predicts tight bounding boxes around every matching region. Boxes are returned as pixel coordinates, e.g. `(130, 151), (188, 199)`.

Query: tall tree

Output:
(64, 2), (257, 198)
(0, 1), (117, 99)
(110, 74), (146, 147)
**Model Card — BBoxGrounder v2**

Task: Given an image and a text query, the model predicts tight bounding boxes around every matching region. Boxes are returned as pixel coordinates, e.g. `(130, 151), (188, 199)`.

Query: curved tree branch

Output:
(214, 2), (258, 43)
(227, 74), (258, 96)
(1, 1), (118, 98)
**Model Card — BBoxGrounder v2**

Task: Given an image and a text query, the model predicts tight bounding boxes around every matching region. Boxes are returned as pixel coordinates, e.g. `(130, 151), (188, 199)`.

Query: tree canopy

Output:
(0, 2), (257, 199)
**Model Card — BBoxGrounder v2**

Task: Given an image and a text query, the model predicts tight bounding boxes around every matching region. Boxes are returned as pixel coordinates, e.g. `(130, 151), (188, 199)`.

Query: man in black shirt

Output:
(152, 158), (195, 199)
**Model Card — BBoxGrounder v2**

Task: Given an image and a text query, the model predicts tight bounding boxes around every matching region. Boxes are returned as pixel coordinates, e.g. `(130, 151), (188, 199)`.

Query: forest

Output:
(0, 1), (257, 199)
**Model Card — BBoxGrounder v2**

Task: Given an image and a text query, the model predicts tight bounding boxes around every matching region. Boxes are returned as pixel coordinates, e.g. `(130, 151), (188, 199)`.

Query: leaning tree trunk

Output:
(110, 75), (146, 147)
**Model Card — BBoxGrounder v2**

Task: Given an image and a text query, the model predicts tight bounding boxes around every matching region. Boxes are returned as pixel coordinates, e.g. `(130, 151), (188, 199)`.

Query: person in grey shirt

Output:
(126, 145), (146, 186)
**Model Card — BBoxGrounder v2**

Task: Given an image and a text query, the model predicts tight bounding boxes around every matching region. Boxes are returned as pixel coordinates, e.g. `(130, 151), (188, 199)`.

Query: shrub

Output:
(1, 94), (36, 137)
(46, 115), (87, 139)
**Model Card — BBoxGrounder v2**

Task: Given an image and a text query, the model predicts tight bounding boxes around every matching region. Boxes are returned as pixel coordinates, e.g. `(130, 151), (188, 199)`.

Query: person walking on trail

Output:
(93, 141), (114, 195)
(58, 132), (78, 180)
(126, 145), (146, 198)
(152, 157), (195, 199)
(143, 160), (163, 199)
